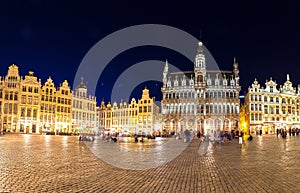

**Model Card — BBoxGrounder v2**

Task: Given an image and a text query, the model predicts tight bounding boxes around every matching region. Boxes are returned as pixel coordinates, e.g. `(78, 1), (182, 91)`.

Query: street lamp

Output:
(243, 122), (249, 136)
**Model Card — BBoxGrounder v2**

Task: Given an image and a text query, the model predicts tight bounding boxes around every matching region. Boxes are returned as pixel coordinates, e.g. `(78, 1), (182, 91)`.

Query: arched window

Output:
(198, 75), (203, 83)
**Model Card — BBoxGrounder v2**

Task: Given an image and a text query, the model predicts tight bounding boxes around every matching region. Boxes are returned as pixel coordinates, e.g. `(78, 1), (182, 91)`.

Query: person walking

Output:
(184, 129), (191, 143)
(197, 130), (201, 139)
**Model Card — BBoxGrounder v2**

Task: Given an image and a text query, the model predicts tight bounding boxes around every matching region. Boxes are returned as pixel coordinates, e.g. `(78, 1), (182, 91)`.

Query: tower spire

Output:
(233, 57), (239, 74)
(233, 57), (239, 86)
(164, 59), (168, 73)
(163, 59), (169, 87)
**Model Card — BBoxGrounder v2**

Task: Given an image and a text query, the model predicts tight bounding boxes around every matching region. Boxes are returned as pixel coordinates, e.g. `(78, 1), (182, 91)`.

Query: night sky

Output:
(1, 1), (300, 104)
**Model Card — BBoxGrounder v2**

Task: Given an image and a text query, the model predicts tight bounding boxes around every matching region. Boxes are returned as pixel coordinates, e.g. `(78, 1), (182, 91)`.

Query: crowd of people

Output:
(193, 129), (254, 144)
(78, 134), (95, 141)
(276, 128), (299, 138)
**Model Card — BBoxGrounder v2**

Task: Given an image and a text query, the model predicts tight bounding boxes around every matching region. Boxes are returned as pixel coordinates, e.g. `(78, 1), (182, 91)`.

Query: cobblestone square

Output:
(0, 134), (299, 192)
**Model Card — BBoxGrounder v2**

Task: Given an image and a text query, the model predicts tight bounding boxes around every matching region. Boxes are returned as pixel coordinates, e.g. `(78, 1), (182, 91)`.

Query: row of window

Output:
(112, 119), (137, 125)
(21, 95), (39, 105)
(40, 115), (55, 121)
(250, 104), (297, 114)
(57, 98), (71, 105)
(252, 86), (278, 93)
(100, 106), (154, 119)
(111, 115), (152, 125)
(72, 112), (96, 121)
(165, 91), (238, 100)
(60, 89), (69, 95)
(0, 90), (72, 104)
(163, 103), (239, 114)
(73, 100), (95, 111)
(74, 91), (87, 98)
(111, 100), (151, 109)
(3, 92), (18, 101)
(2, 116), (17, 124)
(22, 86), (39, 93)
(7, 76), (18, 81)
(167, 78), (194, 87)
(40, 105), (56, 112)
(250, 113), (299, 122)
(3, 103), (18, 114)
(42, 88), (55, 94)
(56, 106), (71, 113)
(102, 110), (138, 118)
(139, 106), (152, 113)
(249, 94), (297, 104)
(206, 104), (239, 114)
(206, 77), (236, 87)
(20, 108), (38, 117)
(7, 83), (18, 88)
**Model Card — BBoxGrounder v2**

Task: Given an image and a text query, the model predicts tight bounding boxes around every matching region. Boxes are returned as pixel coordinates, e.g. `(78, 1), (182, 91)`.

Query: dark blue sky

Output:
(1, 0), (300, 104)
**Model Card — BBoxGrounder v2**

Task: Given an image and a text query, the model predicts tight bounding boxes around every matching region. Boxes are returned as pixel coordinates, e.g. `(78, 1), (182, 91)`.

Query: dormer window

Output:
(167, 77), (171, 87)
(230, 79), (235, 86)
(215, 74), (219, 86)
(207, 74), (211, 86)
(190, 78), (194, 86)
(182, 77), (186, 86)
(174, 79), (178, 87)
(270, 86), (273, 92)
(223, 78), (227, 86)
(207, 79), (211, 86)
(215, 79), (219, 86)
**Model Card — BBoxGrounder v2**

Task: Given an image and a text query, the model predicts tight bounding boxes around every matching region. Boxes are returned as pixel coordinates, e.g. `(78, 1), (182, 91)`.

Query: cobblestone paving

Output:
(85, 136), (189, 170)
(0, 134), (299, 192)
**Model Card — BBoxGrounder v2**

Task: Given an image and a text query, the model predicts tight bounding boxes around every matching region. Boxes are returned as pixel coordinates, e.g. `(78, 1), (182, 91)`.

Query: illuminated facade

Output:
(1, 64), (21, 133)
(55, 80), (72, 133)
(98, 88), (160, 134)
(40, 77), (57, 133)
(72, 78), (97, 133)
(0, 64), (77, 134)
(98, 101), (112, 130)
(245, 75), (300, 134)
(136, 88), (160, 134)
(161, 42), (241, 134)
(19, 71), (41, 133)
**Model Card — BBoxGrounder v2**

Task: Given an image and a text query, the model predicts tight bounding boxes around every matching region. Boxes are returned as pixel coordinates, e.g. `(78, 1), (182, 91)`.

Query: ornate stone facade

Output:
(161, 42), (241, 134)
(98, 88), (160, 135)
(245, 75), (300, 134)
(72, 78), (97, 133)
(0, 64), (96, 134)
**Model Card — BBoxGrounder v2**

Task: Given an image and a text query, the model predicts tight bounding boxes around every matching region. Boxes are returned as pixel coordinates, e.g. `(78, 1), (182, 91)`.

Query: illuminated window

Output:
(264, 105), (268, 114)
